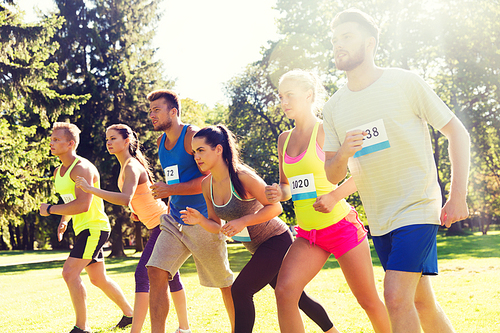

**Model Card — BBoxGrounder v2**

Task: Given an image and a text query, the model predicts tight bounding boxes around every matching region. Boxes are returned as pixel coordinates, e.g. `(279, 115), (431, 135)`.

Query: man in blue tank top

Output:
(145, 90), (234, 333)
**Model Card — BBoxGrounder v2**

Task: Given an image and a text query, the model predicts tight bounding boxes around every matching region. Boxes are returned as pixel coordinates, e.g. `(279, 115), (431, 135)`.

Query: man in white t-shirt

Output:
(323, 8), (470, 333)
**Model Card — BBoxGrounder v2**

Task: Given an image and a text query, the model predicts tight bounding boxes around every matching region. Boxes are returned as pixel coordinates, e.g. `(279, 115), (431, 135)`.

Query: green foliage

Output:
(225, 0), (500, 223)
(0, 4), (88, 249)
(181, 97), (207, 128)
(47, 0), (170, 256)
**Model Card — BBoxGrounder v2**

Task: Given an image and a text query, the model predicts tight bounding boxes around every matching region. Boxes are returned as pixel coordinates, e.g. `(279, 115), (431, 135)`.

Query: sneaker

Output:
(114, 315), (133, 329)
(174, 328), (192, 333)
(69, 326), (91, 333)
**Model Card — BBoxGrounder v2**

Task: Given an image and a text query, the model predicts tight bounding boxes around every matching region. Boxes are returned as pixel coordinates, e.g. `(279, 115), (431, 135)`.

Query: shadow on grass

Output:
(0, 249), (70, 257)
(0, 260), (67, 274)
(2, 232), (498, 275)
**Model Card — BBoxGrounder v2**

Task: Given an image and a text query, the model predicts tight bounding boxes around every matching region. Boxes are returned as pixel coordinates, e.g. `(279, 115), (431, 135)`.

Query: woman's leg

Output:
(274, 237), (339, 333)
(337, 238), (391, 333)
(169, 274), (190, 331)
(130, 292), (149, 333)
(231, 232), (291, 333)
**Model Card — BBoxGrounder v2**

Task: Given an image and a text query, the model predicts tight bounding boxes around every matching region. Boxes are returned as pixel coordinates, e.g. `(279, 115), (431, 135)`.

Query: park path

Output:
(0, 256), (68, 267)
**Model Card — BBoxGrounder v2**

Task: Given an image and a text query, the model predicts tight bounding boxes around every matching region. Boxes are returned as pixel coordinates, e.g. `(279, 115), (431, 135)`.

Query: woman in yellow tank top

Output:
(265, 70), (390, 333)
(75, 124), (191, 333)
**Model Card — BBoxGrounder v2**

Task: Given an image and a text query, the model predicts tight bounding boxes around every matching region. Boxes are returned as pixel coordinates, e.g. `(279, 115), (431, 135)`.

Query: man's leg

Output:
(85, 260), (133, 316)
(384, 270), (421, 333)
(148, 266), (171, 333)
(415, 275), (455, 333)
(62, 257), (92, 331)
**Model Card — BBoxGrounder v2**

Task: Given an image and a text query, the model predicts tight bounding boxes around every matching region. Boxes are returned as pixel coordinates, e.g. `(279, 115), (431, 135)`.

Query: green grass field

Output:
(1, 231), (499, 332)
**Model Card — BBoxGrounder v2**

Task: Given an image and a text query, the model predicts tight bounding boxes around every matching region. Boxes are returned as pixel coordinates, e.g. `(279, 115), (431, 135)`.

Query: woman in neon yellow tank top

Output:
(265, 70), (390, 333)
(75, 124), (191, 333)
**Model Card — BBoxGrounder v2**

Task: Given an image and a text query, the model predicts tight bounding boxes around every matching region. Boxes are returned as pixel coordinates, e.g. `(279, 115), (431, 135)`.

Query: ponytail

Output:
(194, 125), (247, 198)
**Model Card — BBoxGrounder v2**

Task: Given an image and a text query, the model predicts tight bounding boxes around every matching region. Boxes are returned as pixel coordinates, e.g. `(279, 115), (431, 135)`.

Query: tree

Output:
(225, 0), (500, 230)
(49, 0), (170, 256)
(0, 3), (88, 249)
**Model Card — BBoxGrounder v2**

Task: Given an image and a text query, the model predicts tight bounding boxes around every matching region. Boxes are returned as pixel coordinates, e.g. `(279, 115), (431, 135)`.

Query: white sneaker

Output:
(174, 328), (192, 333)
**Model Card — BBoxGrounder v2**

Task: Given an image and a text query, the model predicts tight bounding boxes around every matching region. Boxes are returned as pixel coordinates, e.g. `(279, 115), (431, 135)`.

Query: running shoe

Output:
(114, 315), (133, 329)
(174, 328), (192, 333)
(69, 326), (91, 333)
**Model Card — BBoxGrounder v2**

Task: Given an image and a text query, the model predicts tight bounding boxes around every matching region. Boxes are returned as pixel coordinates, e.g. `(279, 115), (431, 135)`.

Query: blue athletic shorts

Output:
(372, 224), (439, 275)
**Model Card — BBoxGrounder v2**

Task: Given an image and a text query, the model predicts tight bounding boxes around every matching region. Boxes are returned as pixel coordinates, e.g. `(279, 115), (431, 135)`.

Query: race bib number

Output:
(164, 165), (180, 185)
(231, 227), (251, 242)
(348, 119), (391, 158)
(61, 193), (75, 203)
(289, 173), (317, 201)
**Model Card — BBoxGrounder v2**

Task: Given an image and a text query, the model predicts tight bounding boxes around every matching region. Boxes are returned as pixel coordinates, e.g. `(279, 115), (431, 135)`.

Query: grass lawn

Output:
(1, 231), (499, 332)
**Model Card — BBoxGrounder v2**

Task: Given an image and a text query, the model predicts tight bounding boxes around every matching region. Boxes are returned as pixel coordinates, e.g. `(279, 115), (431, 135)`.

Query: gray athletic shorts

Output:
(146, 214), (233, 288)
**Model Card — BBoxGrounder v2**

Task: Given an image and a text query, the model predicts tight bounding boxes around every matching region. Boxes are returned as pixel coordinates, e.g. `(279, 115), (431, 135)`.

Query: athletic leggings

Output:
(135, 225), (183, 293)
(231, 230), (333, 333)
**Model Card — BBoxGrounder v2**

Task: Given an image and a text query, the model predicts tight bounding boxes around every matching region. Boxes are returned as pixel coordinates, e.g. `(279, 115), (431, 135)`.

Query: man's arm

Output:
(324, 129), (366, 185)
(151, 175), (205, 200)
(40, 163), (94, 216)
(438, 116), (470, 227)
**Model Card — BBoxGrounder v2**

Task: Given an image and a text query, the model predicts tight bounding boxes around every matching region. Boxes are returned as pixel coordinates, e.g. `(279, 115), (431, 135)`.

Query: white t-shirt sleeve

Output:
(322, 99), (341, 152)
(403, 72), (455, 130)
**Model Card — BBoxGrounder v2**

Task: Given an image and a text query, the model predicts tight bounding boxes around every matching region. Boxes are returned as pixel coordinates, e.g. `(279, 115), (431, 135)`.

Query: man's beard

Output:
(336, 44), (366, 71)
(155, 118), (172, 132)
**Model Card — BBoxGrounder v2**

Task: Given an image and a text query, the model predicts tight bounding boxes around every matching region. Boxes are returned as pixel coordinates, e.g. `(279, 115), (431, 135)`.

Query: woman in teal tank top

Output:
(180, 125), (336, 333)
(265, 70), (390, 333)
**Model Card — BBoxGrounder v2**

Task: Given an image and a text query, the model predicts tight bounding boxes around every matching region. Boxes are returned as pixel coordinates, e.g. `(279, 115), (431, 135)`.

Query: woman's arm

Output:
(75, 162), (140, 206)
(181, 176), (223, 234)
(265, 131), (292, 202)
(225, 169), (283, 231)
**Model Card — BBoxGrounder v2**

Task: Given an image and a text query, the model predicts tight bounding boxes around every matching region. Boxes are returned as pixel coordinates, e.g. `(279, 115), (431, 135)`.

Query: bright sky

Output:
(17, 0), (281, 107)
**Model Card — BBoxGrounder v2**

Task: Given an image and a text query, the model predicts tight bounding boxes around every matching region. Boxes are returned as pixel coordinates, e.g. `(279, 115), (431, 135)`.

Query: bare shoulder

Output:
(184, 124), (199, 154)
(53, 166), (60, 178)
(201, 174), (211, 193)
(185, 124), (200, 136)
(156, 134), (163, 148)
(71, 157), (98, 180)
(277, 130), (292, 152)
(237, 166), (263, 185)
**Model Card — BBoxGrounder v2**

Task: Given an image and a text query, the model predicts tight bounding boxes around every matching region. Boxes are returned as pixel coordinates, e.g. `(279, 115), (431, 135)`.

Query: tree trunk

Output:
(134, 222), (144, 253)
(29, 214), (36, 250)
(0, 226), (7, 250)
(446, 221), (465, 236)
(108, 205), (127, 258)
(9, 222), (16, 249)
(15, 225), (22, 250)
(23, 221), (29, 250)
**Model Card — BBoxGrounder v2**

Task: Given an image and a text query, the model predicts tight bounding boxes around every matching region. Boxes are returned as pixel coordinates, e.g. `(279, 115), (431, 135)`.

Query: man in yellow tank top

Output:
(39, 122), (133, 333)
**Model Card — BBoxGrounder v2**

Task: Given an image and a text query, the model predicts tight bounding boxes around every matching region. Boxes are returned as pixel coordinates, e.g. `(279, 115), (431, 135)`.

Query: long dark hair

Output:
(194, 124), (247, 199)
(107, 124), (154, 182)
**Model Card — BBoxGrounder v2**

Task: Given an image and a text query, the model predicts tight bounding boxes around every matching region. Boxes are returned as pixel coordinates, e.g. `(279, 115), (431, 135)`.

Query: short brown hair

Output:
(147, 89), (181, 116)
(331, 8), (379, 51)
(52, 122), (81, 149)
